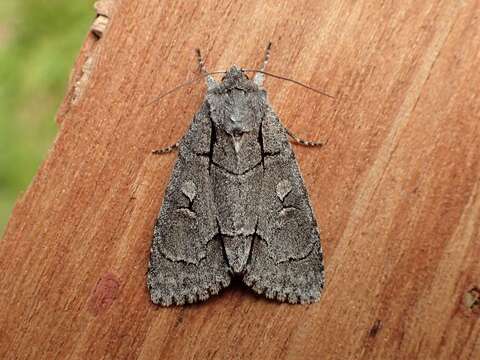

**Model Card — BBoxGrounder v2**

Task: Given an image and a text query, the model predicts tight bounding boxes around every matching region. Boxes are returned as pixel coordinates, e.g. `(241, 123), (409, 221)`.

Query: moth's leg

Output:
(254, 42), (272, 86)
(286, 128), (326, 147)
(195, 48), (216, 90)
(152, 142), (180, 154)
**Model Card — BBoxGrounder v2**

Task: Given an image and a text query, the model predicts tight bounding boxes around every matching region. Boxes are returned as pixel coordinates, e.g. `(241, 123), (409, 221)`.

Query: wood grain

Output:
(1, 1), (479, 359)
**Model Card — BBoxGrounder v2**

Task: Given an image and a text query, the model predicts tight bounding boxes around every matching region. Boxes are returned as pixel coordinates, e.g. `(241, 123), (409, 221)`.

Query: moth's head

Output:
(218, 65), (257, 92)
(207, 65), (266, 136)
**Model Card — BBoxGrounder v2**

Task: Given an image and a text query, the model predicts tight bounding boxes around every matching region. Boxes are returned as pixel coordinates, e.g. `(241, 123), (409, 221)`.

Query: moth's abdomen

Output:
(212, 163), (262, 236)
(211, 153), (262, 273)
(223, 235), (253, 273)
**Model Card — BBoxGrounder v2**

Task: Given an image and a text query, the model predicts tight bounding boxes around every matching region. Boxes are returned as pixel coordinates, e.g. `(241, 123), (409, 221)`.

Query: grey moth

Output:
(147, 45), (325, 306)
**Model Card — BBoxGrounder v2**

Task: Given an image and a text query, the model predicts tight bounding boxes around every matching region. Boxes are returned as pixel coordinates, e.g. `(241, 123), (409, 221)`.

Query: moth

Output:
(147, 44), (326, 305)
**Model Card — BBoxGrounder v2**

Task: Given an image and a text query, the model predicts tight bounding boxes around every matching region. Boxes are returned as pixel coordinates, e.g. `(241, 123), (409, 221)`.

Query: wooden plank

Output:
(1, 0), (479, 359)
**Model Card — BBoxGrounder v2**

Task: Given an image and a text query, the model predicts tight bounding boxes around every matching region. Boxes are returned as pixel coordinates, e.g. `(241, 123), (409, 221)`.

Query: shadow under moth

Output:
(147, 44), (326, 306)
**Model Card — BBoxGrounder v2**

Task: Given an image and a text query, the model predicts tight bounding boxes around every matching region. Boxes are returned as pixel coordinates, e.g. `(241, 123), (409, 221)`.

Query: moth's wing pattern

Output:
(148, 103), (231, 306)
(244, 109), (325, 304)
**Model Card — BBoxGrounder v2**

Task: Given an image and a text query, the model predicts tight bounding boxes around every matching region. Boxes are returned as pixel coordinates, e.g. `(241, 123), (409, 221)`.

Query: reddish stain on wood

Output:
(88, 272), (120, 316)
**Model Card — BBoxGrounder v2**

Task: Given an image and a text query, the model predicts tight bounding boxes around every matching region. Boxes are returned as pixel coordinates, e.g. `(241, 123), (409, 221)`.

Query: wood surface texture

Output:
(1, 0), (479, 359)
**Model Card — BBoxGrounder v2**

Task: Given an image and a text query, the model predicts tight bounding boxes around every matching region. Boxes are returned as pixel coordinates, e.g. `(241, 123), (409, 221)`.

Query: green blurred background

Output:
(0, 1), (93, 234)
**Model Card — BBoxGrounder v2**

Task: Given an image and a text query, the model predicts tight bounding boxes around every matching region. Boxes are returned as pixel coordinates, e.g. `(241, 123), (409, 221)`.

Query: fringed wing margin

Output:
(244, 109), (325, 304)
(148, 103), (231, 306)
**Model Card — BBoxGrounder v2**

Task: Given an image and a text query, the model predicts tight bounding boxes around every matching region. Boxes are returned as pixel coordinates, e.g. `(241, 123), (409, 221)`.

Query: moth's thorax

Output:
(206, 68), (266, 175)
(207, 67), (266, 131)
(209, 89), (263, 134)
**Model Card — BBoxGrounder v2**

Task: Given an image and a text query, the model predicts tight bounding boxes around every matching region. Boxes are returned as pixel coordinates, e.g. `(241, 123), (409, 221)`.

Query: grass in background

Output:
(0, 1), (93, 234)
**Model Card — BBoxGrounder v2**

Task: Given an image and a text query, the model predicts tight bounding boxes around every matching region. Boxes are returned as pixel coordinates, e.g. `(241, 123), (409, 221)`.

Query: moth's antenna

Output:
(195, 48), (217, 90)
(144, 71), (226, 107)
(245, 69), (335, 99)
(254, 42), (272, 86)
